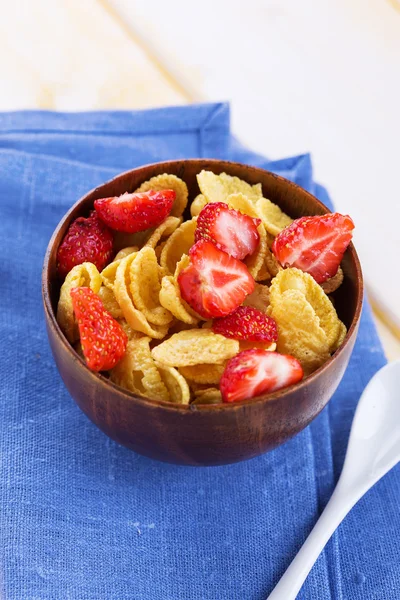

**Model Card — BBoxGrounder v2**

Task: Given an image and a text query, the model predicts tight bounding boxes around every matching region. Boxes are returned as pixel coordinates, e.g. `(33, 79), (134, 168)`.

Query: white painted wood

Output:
(0, 0), (186, 110)
(110, 0), (400, 328)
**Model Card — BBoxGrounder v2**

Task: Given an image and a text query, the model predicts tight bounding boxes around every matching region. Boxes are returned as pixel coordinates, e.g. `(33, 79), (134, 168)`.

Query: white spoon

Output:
(268, 359), (400, 600)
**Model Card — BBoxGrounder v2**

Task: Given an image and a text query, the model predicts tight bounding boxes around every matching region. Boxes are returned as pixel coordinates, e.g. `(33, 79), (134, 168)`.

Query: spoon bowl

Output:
(342, 359), (400, 489)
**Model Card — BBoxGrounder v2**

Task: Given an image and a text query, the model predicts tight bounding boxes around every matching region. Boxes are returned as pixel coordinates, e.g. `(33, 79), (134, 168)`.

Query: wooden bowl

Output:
(42, 160), (363, 466)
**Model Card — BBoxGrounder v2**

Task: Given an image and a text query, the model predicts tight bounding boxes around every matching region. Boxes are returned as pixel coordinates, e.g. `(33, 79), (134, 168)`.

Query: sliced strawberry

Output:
(177, 240), (255, 319)
(94, 189), (175, 233)
(195, 202), (261, 260)
(272, 213), (354, 283)
(220, 349), (303, 403)
(57, 211), (114, 279)
(213, 306), (278, 342)
(70, 287), (127, 372)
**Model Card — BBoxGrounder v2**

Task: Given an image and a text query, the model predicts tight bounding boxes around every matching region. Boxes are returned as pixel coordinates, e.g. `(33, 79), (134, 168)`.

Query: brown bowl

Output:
(42, 159), (363, 466)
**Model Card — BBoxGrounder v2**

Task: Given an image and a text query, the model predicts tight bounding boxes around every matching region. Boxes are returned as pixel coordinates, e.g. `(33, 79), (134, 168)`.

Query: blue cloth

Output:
(0, 103), (397, 600)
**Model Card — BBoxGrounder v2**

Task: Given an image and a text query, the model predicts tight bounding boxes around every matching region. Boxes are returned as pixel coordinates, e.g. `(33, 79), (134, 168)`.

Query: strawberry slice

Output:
(94, 189), (175, 233)
(177, 240), (255, 319)
(272, 213), (354, 283)
(195, 202), (261, 260)
(213, 306), (278, 342)
(57, 211), (114, 279)
(220, 349), (303, 403)
(70, 287), (127, 371)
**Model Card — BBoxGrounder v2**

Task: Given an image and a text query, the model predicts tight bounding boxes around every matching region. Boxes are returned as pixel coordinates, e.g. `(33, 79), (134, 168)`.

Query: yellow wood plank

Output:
(0, 0), (187, 110)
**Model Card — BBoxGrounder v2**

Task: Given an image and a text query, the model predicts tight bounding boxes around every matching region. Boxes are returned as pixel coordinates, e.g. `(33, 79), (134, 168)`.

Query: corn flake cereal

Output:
(256, 197), (293, 236)
(129, 247), (172, 326)
(114, 254), (169, 339)
(263, 245), (280, 278)
(57, 262), (102, 342)
(270, 288), (331, 374)
(159, 276), (199, 325)
(57, 167), (351, 405)
(155, 241), (167, 261)
(135, 173), (188, 217)
(117, 319), (146, 340)
(110, 337), (169, 401)
(321, 267), (344, 295)
(253, 261), (271, 283)
(271, 268), (345, 352)
(243, 282), (270, 313)
(179, 364), (225, 385)
(266, 231), (275, 249)
(113, 229), (152, 252)
(101, 259), (123, 290)
(167, 320), (198, 335)
(98, 285), (123, 319)
(160, 218), (197, 275)
(193, 387), (218, 397)
(253, 247), (280, 283)
(144, 216), (181, 249)
(226, 192), (259, 218)
(239, 341), (277, 352)
(190, 194), (207, 217)
(156, 364), (190, 404)
(197, 170), (263, 204)
(245, 222), (267, 280)
(192, 388), (222, 404)
(151, 329), (239, 367)
(114, 246), (139, 261)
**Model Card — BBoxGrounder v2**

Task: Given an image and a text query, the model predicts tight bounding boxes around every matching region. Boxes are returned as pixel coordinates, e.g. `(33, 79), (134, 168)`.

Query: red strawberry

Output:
(178, 240), (255, 319)
(213, 306), (278, 342)
(57, 211), (114, 279)
(94, 189), (175, 233)
(272, 213), (354, 283)
(195, 202), (261, 260)
(70, 287), (127, 371)
(220, 349), (303, 403)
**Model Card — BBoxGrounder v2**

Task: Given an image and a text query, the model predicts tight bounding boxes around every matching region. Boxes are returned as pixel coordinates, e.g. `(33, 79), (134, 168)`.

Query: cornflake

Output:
(197, 170), (263, 204)
(110, 337), (169, 401)
(114, 254), (169, 339)
(160, 218), (197, 275)
(151, 329), (239, 367)
(256, 197), (293, 236)
(129, 247), (172, 326)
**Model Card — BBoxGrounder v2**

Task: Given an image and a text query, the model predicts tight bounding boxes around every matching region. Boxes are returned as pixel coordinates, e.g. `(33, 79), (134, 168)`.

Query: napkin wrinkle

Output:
(200, 102), (230, 132)
(199, 102), (231, 158)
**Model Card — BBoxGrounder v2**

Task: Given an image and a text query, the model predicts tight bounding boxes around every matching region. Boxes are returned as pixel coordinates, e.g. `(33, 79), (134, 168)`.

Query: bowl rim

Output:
(42, 158), (363, 413)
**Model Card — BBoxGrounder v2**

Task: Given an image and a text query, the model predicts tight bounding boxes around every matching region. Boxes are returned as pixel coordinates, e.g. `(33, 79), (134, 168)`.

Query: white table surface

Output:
(111, 0), (400, 331)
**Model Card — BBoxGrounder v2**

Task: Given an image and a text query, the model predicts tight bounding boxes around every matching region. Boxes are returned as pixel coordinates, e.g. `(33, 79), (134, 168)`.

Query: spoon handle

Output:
(267, 483), (360, 599)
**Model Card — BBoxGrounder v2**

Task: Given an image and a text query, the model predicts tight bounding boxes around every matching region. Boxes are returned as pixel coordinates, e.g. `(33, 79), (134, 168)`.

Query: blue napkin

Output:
(0, 103), (397, 600)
